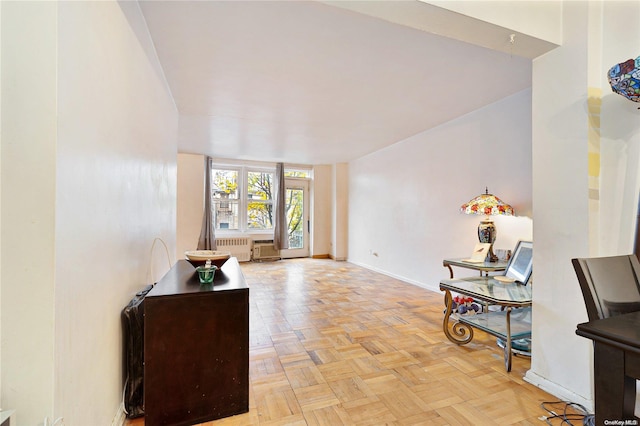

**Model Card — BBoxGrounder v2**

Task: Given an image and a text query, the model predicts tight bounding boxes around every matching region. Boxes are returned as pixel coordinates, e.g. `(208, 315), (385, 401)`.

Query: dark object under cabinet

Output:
(122, 284), (154, 418)
(144, 258), (249, 426)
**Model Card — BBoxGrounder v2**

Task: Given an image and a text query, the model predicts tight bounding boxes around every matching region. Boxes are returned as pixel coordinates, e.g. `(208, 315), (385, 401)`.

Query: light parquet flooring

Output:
(127, 258), (557, 426)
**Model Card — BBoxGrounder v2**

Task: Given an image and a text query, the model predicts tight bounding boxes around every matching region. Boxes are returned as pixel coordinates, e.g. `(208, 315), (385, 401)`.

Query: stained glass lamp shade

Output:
(461, 188), (514, 262)
(608, 56), (640, 104)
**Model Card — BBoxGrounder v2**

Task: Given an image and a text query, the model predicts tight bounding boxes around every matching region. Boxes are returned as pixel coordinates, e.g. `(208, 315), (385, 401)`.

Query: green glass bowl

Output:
(195, 265), (217, 284)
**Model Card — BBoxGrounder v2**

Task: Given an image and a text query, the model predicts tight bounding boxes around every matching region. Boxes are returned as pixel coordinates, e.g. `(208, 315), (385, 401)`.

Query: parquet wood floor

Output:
(127, 258), (558, 425)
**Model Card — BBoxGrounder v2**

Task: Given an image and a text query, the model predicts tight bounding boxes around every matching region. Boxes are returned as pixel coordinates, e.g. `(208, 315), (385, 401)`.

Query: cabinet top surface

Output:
(440, 276), (532, 305)
(147, 258), (248, 298)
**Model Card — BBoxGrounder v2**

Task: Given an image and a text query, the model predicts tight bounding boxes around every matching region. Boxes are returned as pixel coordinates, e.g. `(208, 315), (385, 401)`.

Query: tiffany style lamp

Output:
(460, 188), (514, 262)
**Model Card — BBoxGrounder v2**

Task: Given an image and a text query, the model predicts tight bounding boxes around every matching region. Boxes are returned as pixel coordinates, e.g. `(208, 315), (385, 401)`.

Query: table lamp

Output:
(460, 187), (514, 262)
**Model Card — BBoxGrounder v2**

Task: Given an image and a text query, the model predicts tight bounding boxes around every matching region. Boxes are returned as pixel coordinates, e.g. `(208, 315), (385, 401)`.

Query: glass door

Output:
(281, 178), (309, 258)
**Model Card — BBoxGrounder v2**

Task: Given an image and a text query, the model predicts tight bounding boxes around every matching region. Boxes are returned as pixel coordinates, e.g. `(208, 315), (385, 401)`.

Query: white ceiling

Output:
(139, 1), (539, 165)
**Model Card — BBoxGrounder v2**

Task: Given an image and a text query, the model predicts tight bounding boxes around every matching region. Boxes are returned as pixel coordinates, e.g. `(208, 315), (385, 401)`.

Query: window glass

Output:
(247, 171), (273, 229)
(211, 169), (239, 230)
(284, 170), (310, 178)
(286, 188), (304, 248)
(210, 164), (309, 233)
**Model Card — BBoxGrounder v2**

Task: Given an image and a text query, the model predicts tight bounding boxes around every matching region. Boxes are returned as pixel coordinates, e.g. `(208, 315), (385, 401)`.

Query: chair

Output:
(572, 255), (640, 321)
(573, 255), (640, 420)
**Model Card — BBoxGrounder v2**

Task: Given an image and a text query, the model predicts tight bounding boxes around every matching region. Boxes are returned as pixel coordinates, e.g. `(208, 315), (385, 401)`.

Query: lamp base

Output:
(486, 247), (499, 263)
(478, 219), (499, 262)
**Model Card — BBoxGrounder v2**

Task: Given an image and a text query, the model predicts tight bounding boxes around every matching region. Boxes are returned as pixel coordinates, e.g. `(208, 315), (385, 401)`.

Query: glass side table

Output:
(439, 276), (532, 372)
(442, 258), (508, 278)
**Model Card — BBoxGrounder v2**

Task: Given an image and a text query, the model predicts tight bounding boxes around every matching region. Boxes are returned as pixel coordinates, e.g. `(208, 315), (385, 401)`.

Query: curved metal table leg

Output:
(445, 264), (454, 279)
(442, 289), (474, 345)
(504, 307), (513, 372)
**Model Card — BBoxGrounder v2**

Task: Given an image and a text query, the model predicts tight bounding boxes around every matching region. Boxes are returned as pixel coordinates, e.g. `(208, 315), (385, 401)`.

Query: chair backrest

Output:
(572, 255), (640, 321)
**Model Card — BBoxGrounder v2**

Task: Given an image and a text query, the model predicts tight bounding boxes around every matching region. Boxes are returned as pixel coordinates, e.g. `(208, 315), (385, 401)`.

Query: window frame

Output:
(210, 163), (276, 235)
(210, 166), (241, 231)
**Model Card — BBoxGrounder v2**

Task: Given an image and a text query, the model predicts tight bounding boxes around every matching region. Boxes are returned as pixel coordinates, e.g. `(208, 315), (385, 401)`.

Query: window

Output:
(247, 171), (274, 230)
(210, 165), (275, 233)
(209, 162), (311, 235)
(211, 169), (239, 230)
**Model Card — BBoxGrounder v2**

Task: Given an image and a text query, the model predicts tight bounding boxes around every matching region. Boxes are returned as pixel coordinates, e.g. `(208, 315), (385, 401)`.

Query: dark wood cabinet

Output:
(144, 258), (249, 426)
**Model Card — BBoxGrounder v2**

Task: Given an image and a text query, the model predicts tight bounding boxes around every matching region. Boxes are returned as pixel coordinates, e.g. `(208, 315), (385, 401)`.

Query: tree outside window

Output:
(247, 171), (273, 230)
(285, 187), (304, 248)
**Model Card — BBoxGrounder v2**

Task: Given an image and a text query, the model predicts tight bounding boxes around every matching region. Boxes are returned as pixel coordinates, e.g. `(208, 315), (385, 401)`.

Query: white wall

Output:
(1, 2), (58, 423)
(177, 153), (206, 259)
(527, 1), (592, 406)
(348, 90), (533, 291)
(2, 2), (178, 424)
(311, 164), (332, 257)
(332, 163), (349, 260)
(527, 0), (640, 409)
(0, 0), (3, 406)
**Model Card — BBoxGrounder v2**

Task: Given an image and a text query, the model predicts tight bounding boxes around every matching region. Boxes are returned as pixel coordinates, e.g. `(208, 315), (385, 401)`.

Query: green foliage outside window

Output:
(247, 172), (273, 229)
(286, 188), (304, 248)
(212, 170), (238, 198)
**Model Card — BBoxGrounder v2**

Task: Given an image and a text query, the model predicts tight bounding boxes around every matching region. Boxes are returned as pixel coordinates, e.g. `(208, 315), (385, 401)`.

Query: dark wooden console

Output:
(144, 258), (249, 426)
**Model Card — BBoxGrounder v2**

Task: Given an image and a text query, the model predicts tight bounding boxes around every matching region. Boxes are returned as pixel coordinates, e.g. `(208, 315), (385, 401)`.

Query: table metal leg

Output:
(442, 289), (474, 345)
(445, 264), (454, 279)
(504, 307), (512, 372)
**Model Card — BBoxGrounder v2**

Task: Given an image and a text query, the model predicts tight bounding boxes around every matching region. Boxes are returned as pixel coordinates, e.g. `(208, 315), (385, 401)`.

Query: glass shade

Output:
(460, 189), (514, 217)
(608, 56), (640, 103)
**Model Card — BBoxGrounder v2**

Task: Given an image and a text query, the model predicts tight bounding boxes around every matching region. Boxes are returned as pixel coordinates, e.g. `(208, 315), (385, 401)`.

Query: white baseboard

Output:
(524, 370), (593, 412)
(111, 404), (126, 426)
(347, 260), (441, 293)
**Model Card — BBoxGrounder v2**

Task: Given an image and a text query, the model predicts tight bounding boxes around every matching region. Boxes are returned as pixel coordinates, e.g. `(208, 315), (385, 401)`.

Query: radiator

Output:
(253, 240), (281, 261)
(215, 237), (252, 262)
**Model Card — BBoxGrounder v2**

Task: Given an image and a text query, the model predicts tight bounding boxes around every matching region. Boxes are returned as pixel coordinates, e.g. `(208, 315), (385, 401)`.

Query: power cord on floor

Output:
(148, 237), (172, 285)
(538, 400), (594, 425)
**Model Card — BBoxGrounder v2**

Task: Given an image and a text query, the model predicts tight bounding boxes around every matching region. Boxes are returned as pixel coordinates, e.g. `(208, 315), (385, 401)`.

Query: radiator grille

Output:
(215, 237), (252, 262)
